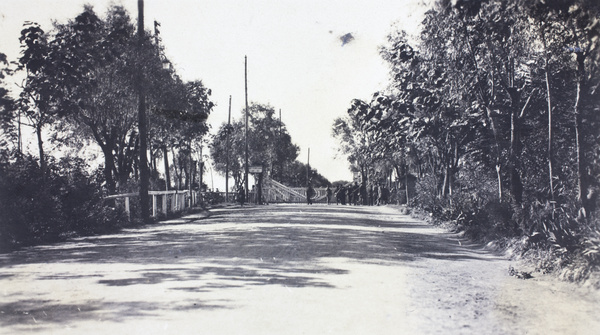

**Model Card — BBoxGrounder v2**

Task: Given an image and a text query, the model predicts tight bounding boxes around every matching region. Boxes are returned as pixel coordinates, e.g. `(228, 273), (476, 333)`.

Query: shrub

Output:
(0, 154), (128, 252)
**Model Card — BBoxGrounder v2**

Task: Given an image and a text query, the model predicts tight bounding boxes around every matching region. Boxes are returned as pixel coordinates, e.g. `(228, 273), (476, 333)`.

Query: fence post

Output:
(125, 196), (131, 221)
(152, 194), (157, 218)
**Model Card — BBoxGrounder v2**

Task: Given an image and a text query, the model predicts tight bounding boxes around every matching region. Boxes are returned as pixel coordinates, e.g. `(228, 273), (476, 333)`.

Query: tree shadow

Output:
(0, 204), (499, 331)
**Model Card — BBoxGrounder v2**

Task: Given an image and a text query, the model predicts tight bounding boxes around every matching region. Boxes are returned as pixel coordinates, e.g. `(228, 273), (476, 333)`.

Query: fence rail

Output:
(106, 190), (200, 220)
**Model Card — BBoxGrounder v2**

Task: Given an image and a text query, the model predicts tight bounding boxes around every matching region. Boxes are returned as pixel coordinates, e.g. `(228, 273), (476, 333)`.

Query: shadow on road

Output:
(0, 204), (497, 330)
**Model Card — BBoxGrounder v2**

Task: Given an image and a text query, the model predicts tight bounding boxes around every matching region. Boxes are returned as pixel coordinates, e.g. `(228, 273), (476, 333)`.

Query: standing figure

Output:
(306, 183), (314, 205)
(326, 186), (332, 205)
(238, 185), (245, 207)
(352, 182), (360, 205)
(340, 185), (347, 205)
(360, 181), (367, 205)
(382, 185), (389, 205)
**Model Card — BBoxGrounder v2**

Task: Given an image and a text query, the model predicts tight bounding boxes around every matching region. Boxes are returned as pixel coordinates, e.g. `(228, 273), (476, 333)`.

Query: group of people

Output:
(316, 182), (390, 206)
(236, 180), (392, 206)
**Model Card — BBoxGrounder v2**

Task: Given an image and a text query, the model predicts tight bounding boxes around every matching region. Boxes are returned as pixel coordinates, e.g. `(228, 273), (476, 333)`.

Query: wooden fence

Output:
(105, 190), (200, 220)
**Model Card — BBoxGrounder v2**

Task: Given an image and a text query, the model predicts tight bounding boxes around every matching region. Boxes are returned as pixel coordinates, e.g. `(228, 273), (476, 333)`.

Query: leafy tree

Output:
(0, 52), (16, 153)
(18, 5), (213, 195)
(332, 99), (379, 183)
(284, 160), (330, 188)
(210, 102), (299, 187)
(45, 6), (141, 194)
(16, 22), (58, 179)
(149, 77), (213, 190)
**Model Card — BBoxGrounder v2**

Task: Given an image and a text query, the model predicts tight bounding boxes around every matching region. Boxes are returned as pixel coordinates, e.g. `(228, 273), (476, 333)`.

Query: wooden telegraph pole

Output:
(244, 56), (249, 200)
(307, 147), (310, 186)
(226, 95), (231, 202)
(279, 109), (283, 181)
(137, 0), (150, 223)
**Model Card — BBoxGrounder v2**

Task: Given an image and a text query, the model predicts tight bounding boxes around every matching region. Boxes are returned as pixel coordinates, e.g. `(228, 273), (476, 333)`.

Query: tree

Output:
(210, 102), (298, 188)
(16, 22), (58, 180)
(0, 52), (16, 154)
(39, 5), (210, 195)
(332, 99), (379, 184)
(154, 80), (213, 190)
(47, 6), (141, 194)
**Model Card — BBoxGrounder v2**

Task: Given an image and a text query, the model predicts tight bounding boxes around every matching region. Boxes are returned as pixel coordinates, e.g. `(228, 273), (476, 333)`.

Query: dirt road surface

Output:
(1, 204), (598, 334)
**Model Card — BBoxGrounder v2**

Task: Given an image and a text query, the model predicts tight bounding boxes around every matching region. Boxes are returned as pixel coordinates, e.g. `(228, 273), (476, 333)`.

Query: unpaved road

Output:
(0, 204), (598, 334)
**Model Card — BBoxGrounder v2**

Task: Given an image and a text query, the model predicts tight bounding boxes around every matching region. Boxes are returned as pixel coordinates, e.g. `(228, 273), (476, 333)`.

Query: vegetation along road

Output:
(0, 204), (598, 334)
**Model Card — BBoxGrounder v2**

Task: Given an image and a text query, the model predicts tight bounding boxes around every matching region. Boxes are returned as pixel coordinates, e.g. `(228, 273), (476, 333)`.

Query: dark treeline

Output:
(333, 0), (600, 282)
(0, 5), (213, 250)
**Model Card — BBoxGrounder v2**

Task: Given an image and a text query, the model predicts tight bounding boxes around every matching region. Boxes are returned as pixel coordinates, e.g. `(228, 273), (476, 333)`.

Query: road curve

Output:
(0, 204), (598, 334)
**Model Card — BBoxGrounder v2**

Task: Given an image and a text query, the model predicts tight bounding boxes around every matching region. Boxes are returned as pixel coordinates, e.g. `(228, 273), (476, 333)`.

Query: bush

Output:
(0, 154), (128, 252)
(413, 169), (520, 242)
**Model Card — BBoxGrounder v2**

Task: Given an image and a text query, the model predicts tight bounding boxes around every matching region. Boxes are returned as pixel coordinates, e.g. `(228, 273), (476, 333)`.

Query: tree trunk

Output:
(172, 148), (182, 189)
(133, 156), (139, 181)
(496, 164), (503, 200)
(442, 164), (450, 199)
(199, 160), (204, 191)
(574, 51), (586, 211)
(544, 55), (555, 214)
(102, 146), (117, 194)
(17, 111), (22, 156)
(508, 83), (523, 205)
(163, 146), (170, 191)
(137, 0), (150, 224)
(183, 151), (191, 190)
(404, 164), (410, 205)
(486, 107), (504, 202)
(150, 146), (156, 176)
(36, 124), (45, 182)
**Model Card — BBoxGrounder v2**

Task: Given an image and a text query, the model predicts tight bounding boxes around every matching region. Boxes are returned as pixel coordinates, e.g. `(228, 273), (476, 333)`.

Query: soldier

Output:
(339, 185), (347, 205)
(360, 181), (367, 205)
(238, 185), (245, 207)
(306, 182), (314, 205)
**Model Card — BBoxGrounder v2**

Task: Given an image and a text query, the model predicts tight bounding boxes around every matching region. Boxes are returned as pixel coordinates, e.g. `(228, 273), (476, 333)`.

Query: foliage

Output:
(0, 52), (16, 148)
(0, 4), (214, 249)
(281, 160), (330, 188)
(12, 5), (213, 195)
(0, 152), (128, 252)
(334, 0), (600, 282)
(210, 102), (300, 188)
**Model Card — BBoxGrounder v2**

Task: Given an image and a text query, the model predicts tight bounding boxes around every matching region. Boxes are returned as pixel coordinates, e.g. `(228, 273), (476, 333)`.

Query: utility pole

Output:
(307, 147), (310, 186)
(137, 0), (150, 223)
(226, 95), (231, 202)
(199, 145), (203, 193)
(244, 56), (249, 200)
(279, 109), (282, 181)
(17, 111), (22, 156)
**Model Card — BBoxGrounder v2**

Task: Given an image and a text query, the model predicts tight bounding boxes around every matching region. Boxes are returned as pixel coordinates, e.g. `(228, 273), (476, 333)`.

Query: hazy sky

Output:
(0, 0), (428, 186)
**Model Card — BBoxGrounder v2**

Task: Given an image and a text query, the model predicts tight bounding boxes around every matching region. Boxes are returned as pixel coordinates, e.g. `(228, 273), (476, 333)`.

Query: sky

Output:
(0, 0), (428, 188)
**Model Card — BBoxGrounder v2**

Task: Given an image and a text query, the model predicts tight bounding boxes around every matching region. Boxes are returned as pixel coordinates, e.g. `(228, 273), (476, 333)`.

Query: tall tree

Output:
(210, 102), (298, 187)
(16, 22), (57, 179)
(0, 52), (16, 154)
